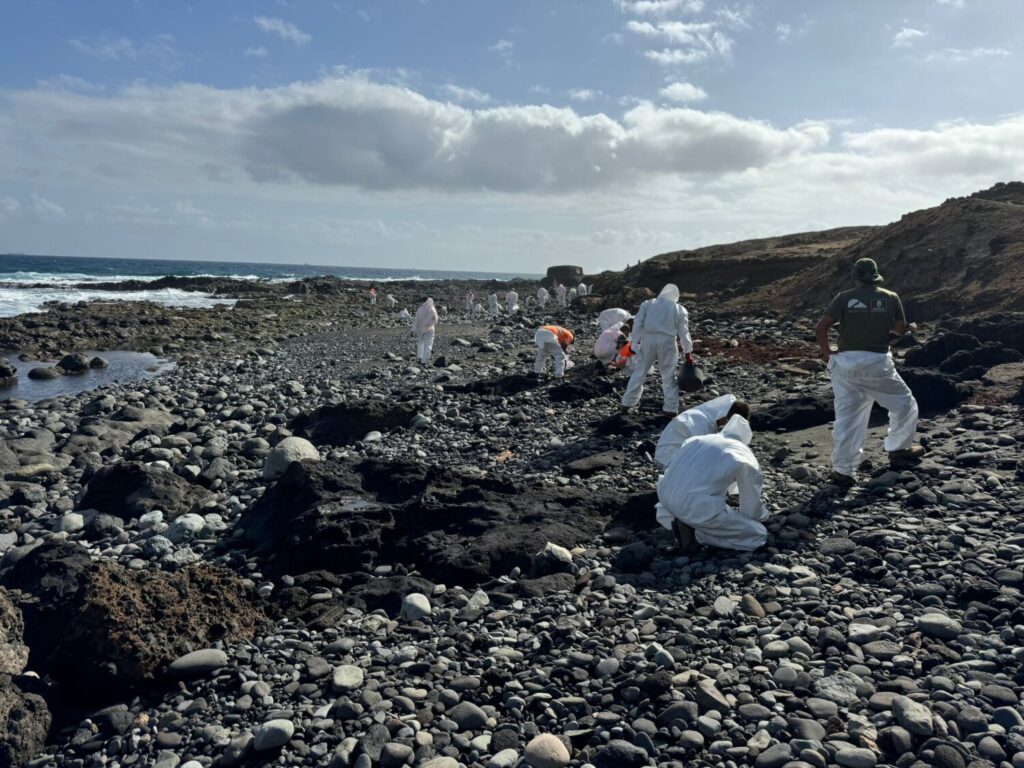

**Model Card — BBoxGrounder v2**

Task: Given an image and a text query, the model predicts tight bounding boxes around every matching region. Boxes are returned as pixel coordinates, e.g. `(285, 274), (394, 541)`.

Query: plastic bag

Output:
(678, 361), (708, 393)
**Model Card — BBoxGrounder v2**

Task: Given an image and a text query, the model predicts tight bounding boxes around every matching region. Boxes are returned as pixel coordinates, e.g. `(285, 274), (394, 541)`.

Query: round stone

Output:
(263, 437), (320, 480)
(332, 664), (364, 692)
(253, 719), (294, 751)
(167, 649), (228, 677)
(523, 734), (570, 768)
(399, 592), (432, 621)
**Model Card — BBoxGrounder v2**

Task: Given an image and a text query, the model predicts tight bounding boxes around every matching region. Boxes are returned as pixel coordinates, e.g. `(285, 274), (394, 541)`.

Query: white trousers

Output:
(370, 297), (376, 305)
(534, 329), (566, 377)
(829, 351), (919, 475)
(416, 331), (435, 365)
(656, 488), (768, 552)
(621, 333), (679, 413)
(539, 297), (548, 308)
(557, 296), (566, 308)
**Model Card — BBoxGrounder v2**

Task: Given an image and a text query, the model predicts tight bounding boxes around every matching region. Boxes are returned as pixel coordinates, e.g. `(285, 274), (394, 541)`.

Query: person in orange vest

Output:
(534, 325), (575, 378)
(369, 286), (377, 305)
(613, 334), (637, 371)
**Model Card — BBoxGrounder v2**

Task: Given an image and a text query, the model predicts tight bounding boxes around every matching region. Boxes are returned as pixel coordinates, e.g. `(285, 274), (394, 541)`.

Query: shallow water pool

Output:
(1, 351), (176, 402)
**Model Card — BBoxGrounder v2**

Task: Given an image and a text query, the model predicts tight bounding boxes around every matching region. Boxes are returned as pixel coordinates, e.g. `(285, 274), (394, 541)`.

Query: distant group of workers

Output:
(367, 256), (924, 554)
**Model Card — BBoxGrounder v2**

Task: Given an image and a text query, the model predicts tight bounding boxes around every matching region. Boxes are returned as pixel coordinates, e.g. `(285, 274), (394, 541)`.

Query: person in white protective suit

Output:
(465, 292), (475, 312)
(385, 294), (397, 308)
(656, 414), (768, 552)
(577, 282), (588, 297)
(568, 287), (577, 303)
(598, 307), (632, 332)
(487, 293), (501, 318)
(594, 322), (627, 364)
(654, 394), (750, 468)
(621, 284), (693, 414)
(472, 301), (484, 317)
(397, 308), (411, 320)
(556, 284), (567, 308)
(534, 325), (575, 378)
(816, 258), (924, 487)
(537, 286), (550, 308)
(506, 289), (520, 315)
(413, 298), (439, 365)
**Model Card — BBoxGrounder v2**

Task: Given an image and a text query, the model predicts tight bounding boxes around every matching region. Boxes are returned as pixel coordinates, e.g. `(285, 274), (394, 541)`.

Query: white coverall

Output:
(578, 283), (588, 297)
(621, 284), (694, 414)
(655, 393), (737, 469)
(507, 290), (520, 314)
(556, 285), (567, 308)
(466, 293), (475, 311)
(656, 415), (768, 552)
(386, 294), (397, 308)
(534, 328), (568, 378)
(413, 299), (439, 364)
(594, 323), (625, 363)
(397, 308), (411, 320)
(829, 351), (919, 476)
(537, 287), (550, 308)
(472, 302), (484, 317)
(568, 288), (577, 303)
(487, 293), (501, 318)
(598, 308), (632, 332)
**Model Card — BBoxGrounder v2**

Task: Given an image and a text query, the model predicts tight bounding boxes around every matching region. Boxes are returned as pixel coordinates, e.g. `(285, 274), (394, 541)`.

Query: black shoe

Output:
(672, 519), (699, 554)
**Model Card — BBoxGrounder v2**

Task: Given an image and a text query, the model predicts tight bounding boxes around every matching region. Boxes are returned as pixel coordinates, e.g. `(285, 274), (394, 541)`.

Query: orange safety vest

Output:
(614, 340), (635, 367)
(540, 325), (574, 347)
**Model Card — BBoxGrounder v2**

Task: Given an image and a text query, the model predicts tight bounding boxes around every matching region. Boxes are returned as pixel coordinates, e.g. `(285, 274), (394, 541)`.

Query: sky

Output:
(0, 0), (1021, 274)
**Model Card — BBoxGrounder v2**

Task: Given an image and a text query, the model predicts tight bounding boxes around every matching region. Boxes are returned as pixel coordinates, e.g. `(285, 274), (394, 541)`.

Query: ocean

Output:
(0, 254), (539, 318)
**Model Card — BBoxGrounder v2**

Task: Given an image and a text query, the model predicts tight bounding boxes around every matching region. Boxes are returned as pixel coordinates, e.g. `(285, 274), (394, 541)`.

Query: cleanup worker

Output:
(594, 322), (626, 364)
(598, 307), (632, 331)
(466, 292), (475, 311)
(487, 293), (502, 318)
(578, 282), (588, 297)
(613, 334), (636, 370)
(537, 286), (550, 308)
(386, 294), (397, 308)
(816, 258), (924, 487)
(656, 414), (768, 552)
(621, 283), (693, 414)
(369, 286), (377, 305)
(556, 284), (567, 308)
(534, 324), (575, 378)
(506, 289), (520, 315)
(655, 395), (750, 468)
(413, 297), (439, 365)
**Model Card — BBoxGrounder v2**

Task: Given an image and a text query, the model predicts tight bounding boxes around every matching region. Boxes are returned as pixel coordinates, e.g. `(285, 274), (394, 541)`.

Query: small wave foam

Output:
(0, 287), (236, 318)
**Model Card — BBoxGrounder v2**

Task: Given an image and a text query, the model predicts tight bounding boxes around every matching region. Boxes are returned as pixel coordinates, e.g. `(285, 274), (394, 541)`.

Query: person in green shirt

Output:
(815, 258), (925, 487)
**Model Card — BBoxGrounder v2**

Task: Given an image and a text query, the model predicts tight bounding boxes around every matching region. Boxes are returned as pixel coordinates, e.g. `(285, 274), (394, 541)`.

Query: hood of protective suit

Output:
(720, 414), (752, 445)
(658, 284), (681, 302)
(692, 393), (736, 424)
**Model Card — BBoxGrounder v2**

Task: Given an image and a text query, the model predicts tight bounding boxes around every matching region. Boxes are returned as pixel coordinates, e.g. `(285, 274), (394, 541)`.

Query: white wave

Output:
(0, 271), (165, 286)
(0, 287), (236, 318)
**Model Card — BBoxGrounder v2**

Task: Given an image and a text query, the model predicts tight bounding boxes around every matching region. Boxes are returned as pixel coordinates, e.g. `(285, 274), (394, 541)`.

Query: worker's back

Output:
(638, 296), (684, 336)
(827, 285), (905, 353)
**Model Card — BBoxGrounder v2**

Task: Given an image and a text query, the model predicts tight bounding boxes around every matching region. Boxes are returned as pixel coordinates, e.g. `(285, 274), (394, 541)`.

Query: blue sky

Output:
(0, 0), (1021, 272)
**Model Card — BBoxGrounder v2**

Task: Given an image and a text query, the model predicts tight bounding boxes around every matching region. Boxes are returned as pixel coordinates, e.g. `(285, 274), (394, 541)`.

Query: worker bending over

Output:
(594, 322), (628, 364)
(656, 414), (768, 552)
(598, 307), (632, 331)
(655, 394), (750, 468)
(815, 258), (924, 487)
(534, 325), (575, 378)
(621, 284), (693, 414)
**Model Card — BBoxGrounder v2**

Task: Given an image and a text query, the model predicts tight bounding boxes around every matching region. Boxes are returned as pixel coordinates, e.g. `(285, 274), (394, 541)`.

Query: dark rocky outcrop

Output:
(900, 368), (973, 412)
(750, 396), (834, 433)
(0, 673), (51, 768)
(78, 462), (212, 520)
(0, 359), (16, 389)
(546, 265), (584, 288)
(3, 543), (266, 703)
(904, 333), (981, 368)
(291, 401), (417, 446)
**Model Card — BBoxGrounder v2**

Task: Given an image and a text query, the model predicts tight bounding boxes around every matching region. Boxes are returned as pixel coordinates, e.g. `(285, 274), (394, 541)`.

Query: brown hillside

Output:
(728, 182), (1024, 320)
(589, 227), (875, 300)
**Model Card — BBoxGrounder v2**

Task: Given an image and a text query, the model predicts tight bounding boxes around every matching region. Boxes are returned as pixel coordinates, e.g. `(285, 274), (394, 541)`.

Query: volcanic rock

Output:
(262, 436), (320, 480)
(78, 462), (212, 520)
(292, 400), (418, 446)
(750, 396), (833, 432)
(0, 673), (51, 768)
(0, 359), (15, 389)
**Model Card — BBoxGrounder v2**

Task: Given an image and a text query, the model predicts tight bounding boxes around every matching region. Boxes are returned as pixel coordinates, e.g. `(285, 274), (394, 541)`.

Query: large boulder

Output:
(0, 674), (51, 768)
(546, 265), (584, 288)
(904, 333), (980, 368)
(0, 589), (28, 675)
(263, 436), (320, 480)
(937, 342), (1022, 375)
(57, 353), (90, 374)
(291, 401), (417, 446)
(900, 368), (973, 412)
(78, 462), (212, 520)
(0, 359), (16, 389)
(3, 544), (266, 702)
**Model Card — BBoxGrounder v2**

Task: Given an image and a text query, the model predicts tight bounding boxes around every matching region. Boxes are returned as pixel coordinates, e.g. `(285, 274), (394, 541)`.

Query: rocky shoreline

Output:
(2, 277), (1023, 768)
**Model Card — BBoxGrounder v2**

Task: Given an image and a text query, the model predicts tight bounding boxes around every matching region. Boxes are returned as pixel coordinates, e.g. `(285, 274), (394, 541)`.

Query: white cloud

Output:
(660, 81), (707, 102)
(775, 23), (792, 42)
(893, 28), (927, 48)
(30, 194), (65, 218)
(254, 16), (311, 46)
(568, 88), (601, 102)
(70, 37), (137, 61)
(245, 46), (269, 59)
(490, 38), (515, 65)
(627, 20), (734, 65)
(1, 196), (21, 217)
(922, 47), (1011, 62)
(614, 0), (703, 15)
(439, 84), (491, 104)
(935, 0), (966, 7)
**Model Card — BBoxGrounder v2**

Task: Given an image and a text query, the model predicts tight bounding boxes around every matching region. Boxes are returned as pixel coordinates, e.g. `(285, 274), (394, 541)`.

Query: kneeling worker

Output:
(656, 414), (768, 552)
(655, 394), (750, 469)
(534, 325), (575, 378)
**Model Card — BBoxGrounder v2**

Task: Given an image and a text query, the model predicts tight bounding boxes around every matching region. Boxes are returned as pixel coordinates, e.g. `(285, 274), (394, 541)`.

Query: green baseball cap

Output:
(853, 258), (884, 284)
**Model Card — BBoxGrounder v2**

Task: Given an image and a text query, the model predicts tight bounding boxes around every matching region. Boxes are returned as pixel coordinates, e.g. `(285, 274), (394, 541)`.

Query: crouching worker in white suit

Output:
(655, 394), (750, 469)
(656, 414), (768, 552)
(534, 325), (575, 378)
(413, 298), (438, 364)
